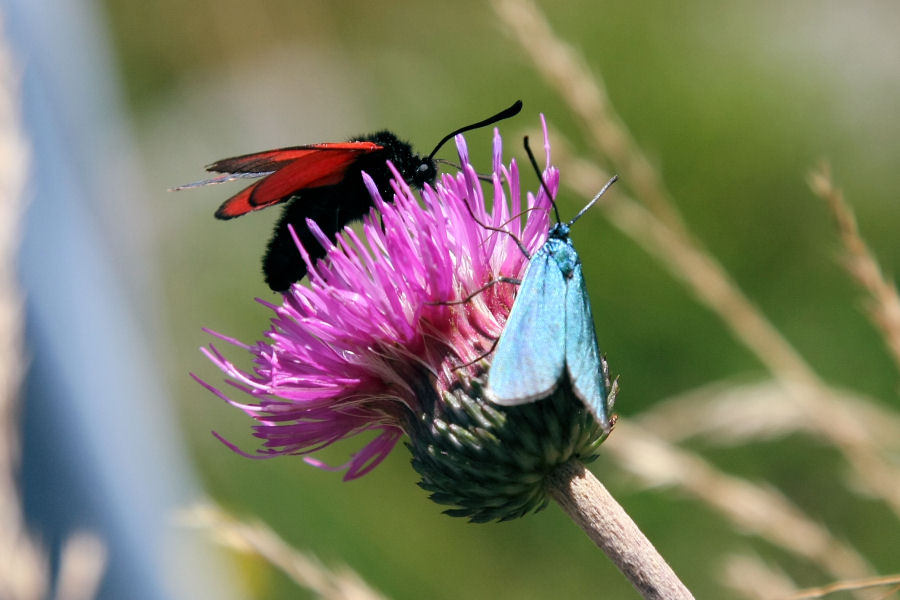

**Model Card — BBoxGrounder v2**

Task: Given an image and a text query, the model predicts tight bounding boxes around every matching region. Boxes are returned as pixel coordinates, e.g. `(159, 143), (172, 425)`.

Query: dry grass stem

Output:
(809, 163), (900, 377)
(785, 574), (900, 600)
(608, 421), (873, 582)
(636, 379), (900, 452)
(184, 503), (387, 600)
(636, 380), (820, 444)
(720, 554), (799, 600)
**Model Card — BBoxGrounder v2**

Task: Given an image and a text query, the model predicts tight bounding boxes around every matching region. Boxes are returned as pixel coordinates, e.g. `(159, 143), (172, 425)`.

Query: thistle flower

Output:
(197, 117), (613, 522)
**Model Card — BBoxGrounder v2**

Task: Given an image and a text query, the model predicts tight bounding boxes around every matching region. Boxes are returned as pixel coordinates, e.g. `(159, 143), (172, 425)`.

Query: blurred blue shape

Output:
(3, 0), (241, 598)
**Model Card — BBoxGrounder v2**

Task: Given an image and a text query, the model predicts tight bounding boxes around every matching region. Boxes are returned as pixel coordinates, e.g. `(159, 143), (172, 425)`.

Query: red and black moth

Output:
(175, 101), (523, 292)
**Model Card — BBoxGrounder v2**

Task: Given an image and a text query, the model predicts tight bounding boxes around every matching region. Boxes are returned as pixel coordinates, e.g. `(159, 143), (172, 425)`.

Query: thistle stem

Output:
(547, 459), (694, 599)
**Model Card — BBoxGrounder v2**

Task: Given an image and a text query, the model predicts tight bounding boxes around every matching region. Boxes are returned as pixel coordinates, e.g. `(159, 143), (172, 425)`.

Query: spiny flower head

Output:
(197, 118), (613, 521)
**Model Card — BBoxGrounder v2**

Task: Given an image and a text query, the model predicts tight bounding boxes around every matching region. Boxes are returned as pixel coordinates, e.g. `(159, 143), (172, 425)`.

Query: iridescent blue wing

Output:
(488, 245), (566, 404)
(564, 262), (610, 429)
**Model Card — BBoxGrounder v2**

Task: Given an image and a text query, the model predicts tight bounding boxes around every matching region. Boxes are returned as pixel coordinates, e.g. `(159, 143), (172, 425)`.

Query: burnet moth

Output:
(175, 101), (523, 292)
(486, 138), (618, 431)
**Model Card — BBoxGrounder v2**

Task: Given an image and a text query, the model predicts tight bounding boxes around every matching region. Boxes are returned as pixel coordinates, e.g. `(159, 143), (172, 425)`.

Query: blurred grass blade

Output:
(809, 163), (900, 377)
(182, 502), (387, 600)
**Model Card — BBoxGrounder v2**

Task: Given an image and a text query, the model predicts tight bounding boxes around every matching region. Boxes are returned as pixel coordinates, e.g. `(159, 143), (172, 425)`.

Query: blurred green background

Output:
(98, 0), (900, 597)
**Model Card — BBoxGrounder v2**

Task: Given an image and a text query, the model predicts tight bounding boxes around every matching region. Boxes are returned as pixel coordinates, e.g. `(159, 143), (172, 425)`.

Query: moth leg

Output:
(450, 335), (501, 372)
(427, 277), (519, 370)
(426, 277), (521, 306)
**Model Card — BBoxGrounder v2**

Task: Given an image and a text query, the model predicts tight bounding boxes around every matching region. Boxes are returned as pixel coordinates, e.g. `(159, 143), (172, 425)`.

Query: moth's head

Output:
(411, 157), (437, 188)
(547, 222), (570, 240)
(359, 131), (436, 190)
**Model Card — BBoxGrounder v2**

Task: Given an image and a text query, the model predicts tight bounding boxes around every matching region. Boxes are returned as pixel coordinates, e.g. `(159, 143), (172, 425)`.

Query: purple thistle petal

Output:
(540, 114), (552, 169)
(492, 126), (503, 175)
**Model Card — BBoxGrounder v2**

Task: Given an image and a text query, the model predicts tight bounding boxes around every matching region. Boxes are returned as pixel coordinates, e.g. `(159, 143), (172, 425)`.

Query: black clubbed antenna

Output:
(427, 100), (523, 160)
(523, 135), (617, 226)
(523, 135), (562, 224)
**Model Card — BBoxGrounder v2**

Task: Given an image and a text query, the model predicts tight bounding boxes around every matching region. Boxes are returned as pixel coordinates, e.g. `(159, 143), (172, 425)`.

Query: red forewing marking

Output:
(207, 142), (383, 174)
(250, 150), (366, 204)
(215, 182), (265, 219)
(213, 143), (384, 220)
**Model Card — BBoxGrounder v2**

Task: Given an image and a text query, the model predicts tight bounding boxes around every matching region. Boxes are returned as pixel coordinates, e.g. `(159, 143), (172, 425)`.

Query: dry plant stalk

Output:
(720, 554), (799, 600)
(785, 574), (900, 600)
(184, 503), (386, 600)
(491, 0), (900, 520)
(636, 379), (900, 451)
(547, 460), (694, 599)
(809, 163), (900, 376)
